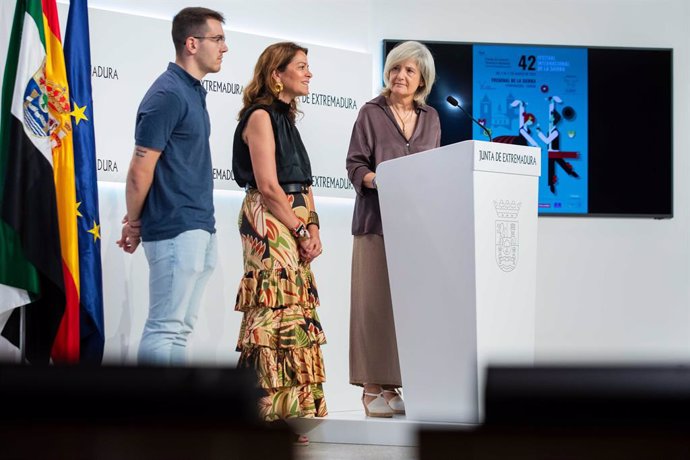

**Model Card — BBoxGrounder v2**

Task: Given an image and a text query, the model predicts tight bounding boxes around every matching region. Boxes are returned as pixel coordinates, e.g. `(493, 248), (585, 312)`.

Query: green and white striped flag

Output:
(1, 0), (71, 363)
(0, 0), (32, 328)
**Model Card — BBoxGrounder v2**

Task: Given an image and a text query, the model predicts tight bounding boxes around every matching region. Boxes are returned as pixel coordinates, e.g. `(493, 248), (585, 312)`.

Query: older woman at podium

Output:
(345, 41), (441, 417)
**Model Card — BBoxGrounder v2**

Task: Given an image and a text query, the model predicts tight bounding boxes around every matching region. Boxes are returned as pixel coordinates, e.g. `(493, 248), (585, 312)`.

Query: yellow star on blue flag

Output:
(70, 102), (88, 125)
(87, 221), (100, 242)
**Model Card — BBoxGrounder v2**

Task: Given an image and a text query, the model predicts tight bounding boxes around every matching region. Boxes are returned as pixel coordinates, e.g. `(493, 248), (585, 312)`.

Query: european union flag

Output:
(65, 0), (105, 364)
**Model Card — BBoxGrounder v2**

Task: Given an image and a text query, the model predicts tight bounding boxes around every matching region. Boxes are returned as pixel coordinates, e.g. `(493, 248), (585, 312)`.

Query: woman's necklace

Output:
(389, 102), (414, 137)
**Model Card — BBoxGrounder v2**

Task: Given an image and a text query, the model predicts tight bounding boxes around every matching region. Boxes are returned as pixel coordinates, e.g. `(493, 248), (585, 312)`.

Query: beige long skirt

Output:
(349, 234), (402, 388)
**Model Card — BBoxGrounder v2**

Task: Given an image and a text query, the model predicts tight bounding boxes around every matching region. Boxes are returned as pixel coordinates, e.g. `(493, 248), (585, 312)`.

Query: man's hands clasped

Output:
(116, 215), (142, 254)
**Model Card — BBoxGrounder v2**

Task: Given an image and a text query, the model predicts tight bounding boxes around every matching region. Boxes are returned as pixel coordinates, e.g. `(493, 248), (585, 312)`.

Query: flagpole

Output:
(19, 305), (27, 364)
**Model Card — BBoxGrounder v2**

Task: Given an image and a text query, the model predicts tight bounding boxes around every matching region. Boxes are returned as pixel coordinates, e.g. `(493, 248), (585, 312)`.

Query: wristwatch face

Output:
(294, 224), (308, 239)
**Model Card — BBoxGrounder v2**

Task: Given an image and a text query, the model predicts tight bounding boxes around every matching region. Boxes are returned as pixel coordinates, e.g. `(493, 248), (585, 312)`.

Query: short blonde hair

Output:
(382, 41), (436, 105)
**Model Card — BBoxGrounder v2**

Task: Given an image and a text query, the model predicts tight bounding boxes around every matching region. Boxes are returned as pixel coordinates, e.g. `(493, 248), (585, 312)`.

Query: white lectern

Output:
(376, 140), (541, 423)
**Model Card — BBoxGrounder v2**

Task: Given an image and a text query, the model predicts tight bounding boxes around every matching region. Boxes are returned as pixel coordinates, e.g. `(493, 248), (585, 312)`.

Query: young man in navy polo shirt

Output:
(117, 7), (228, 365)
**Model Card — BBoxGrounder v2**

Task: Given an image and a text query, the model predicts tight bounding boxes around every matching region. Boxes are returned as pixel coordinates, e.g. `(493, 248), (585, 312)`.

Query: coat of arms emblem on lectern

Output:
(494, 200), (521, 272)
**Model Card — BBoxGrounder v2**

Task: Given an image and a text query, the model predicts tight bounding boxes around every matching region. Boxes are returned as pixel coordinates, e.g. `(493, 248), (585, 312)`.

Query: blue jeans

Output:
(138, 229), (217, 365)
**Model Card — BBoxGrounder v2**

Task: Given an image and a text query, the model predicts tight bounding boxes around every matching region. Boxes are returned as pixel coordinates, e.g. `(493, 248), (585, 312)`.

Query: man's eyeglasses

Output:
(193, 35), (226, 44)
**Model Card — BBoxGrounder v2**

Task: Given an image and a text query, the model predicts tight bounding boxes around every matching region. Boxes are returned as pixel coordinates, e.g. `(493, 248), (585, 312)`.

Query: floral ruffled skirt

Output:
(235, 189), (327, 421)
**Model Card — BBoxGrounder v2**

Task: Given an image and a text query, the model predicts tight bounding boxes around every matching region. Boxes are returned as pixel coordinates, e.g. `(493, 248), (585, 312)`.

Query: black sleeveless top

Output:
(232, 100), (313, 188)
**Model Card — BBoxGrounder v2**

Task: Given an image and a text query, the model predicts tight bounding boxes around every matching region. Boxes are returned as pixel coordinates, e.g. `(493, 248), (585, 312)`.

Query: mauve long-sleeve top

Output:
(346, 95), (441, 235)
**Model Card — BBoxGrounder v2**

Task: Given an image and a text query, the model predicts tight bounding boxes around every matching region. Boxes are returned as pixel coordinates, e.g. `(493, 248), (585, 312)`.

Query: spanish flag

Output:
(0, 0), (80, 363)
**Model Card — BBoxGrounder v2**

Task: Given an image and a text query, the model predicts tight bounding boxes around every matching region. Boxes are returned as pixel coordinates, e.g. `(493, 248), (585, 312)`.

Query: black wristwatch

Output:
(292, 222), (310, 241)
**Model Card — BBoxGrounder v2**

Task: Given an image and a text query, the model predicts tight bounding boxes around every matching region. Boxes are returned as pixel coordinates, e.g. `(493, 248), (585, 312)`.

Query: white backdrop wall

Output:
(34, 0), (690, 412)
(85, 8), (369, 196)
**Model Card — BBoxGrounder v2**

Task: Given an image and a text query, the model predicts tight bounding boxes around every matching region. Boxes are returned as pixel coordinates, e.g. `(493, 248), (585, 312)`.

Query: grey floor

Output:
(295, 443), (417, 460)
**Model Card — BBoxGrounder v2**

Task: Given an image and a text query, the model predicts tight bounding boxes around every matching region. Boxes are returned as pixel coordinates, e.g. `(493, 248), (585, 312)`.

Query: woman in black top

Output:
(232, 42), (326, 443)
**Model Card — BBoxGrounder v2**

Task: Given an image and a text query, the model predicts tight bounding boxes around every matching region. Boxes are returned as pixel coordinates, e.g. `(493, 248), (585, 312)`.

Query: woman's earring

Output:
(273, 82), (284, 96)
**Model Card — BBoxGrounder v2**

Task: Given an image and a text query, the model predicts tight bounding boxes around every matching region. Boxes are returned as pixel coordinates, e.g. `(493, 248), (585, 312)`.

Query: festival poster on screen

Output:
(472, 45), (588, 214)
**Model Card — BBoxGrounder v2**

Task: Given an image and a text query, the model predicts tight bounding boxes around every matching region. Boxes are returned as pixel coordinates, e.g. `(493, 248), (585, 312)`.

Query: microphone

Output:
(446, 95), (492, 142)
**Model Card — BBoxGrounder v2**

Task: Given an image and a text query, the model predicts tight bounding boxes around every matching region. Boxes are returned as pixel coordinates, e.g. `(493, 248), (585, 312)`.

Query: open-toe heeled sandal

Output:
(362, 391), (394, 418)
(293, 434), (309, 446)
(383, 389), (406, 415)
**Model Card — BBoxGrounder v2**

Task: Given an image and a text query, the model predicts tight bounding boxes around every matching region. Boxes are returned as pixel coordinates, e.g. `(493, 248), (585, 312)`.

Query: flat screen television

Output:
(384, 40), (673, 218)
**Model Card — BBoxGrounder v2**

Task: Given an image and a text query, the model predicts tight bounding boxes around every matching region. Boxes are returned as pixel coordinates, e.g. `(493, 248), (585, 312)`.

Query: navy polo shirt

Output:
(135, 62), (216, 241)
